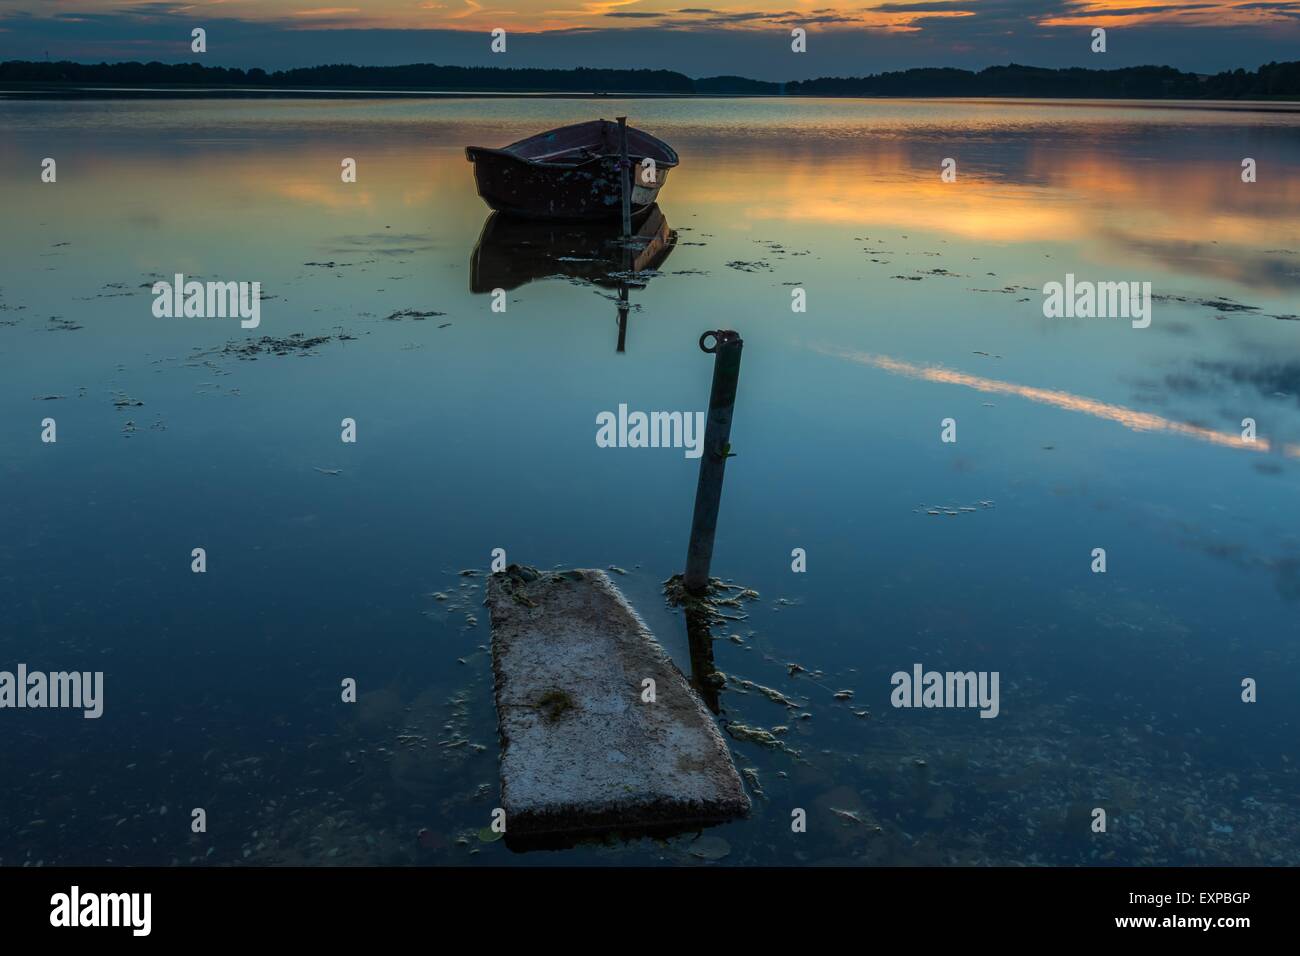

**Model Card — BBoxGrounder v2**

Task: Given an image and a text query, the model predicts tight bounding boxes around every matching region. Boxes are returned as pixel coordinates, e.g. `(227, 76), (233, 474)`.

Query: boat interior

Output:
(500, 120), (679, 168)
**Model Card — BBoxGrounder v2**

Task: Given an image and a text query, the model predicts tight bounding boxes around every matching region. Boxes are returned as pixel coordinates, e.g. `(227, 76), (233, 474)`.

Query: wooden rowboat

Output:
(465, 119), (679, 222)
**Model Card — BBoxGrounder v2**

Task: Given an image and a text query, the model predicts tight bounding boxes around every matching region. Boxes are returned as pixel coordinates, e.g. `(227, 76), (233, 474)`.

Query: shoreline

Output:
(3, 85), (1300, 110)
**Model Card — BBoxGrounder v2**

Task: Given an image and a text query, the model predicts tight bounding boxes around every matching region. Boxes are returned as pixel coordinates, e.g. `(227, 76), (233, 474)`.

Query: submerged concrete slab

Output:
(486, 566), (750, 839)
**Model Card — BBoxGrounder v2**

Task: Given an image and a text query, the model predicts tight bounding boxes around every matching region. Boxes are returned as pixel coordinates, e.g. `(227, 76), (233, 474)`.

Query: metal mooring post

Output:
(615, 282), (629, 353)
(617, 116), (633, 241)
(684, 330), (743, 594)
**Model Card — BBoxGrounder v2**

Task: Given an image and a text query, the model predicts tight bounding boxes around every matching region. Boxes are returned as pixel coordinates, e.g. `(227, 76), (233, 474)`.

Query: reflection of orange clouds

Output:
(669, 145), (1298, 271)
(672, 153), (1079, 240)
(257, 161), (438, 210)
(1028, 152), (1300, 227)
(15, 120), (1296, 297)
(276, 179), (376, 210)
(1024, 151), (1300, 254)
(752, 184), (1074, 241)
(6, 139), (464, 223)
(816, 345), (1300, 458)
(211, 154), (441, 211)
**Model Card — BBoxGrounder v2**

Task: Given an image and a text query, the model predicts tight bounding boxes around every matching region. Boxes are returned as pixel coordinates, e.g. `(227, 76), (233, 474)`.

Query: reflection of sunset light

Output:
(7, 110), (1297, 300)
(275, 180), (376, 210)
(815, 345), (1300, 458)
(666, 145), (1299, 287)
(1026, 153), (1300, 234)
(745, 186), (1077, 241)
(670, 154), (1081, 241)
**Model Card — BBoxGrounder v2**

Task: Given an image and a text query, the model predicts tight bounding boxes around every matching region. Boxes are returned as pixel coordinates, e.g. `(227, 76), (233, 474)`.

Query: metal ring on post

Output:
(700, 330), (740, 353)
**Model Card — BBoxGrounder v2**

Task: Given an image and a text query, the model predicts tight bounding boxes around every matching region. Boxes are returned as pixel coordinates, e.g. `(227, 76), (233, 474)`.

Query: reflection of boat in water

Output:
(470, 205), (676, 353)
(470, 204), (676, 293)
(464, 119), (678, 221)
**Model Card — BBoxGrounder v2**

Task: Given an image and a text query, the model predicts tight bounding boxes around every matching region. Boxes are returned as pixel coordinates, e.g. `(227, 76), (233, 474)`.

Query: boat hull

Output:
(467, 149), (670, 222)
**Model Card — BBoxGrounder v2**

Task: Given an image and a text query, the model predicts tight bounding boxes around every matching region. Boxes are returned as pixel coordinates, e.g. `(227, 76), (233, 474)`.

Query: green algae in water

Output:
(662, 573), (761, 626)
(726, 723), (781, 748)
(726, 722), (803, 758)
(732, 677), (801, 709)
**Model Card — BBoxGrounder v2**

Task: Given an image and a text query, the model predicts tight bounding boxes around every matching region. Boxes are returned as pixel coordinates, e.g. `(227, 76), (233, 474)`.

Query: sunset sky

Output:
(1, 1), (1297, 78)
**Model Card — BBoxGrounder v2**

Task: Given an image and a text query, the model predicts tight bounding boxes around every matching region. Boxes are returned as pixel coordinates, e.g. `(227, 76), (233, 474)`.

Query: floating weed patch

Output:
(384, 309), (446, 321)
(221, 333), (339, 359)
(730, 677), (802, 710)
(662, 573), (759, 626)
(725, 722), (801, 758)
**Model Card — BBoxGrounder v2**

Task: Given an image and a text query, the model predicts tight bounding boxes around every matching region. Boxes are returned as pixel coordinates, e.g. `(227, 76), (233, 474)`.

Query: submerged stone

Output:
(486, 567), (750, 840)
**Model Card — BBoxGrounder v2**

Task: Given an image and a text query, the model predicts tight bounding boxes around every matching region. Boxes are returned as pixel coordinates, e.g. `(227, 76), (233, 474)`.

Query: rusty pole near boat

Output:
(684, 330), (743, 594)
(617, 116), (633, 241)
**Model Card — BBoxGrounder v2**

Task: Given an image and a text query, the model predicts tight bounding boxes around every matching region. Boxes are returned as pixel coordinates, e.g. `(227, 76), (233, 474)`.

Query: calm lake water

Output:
(1, 96), (1297, 866)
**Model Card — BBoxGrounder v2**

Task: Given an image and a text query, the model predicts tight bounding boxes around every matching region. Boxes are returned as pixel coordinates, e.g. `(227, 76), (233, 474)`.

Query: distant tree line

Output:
(2, 59), (1298, 99)
(0, 61), (696, 93)
(786, 62), (1300, 99)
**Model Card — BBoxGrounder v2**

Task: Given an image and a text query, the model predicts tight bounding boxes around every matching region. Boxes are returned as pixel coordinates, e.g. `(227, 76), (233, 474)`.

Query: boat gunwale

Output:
(466, 119), (680, 169)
